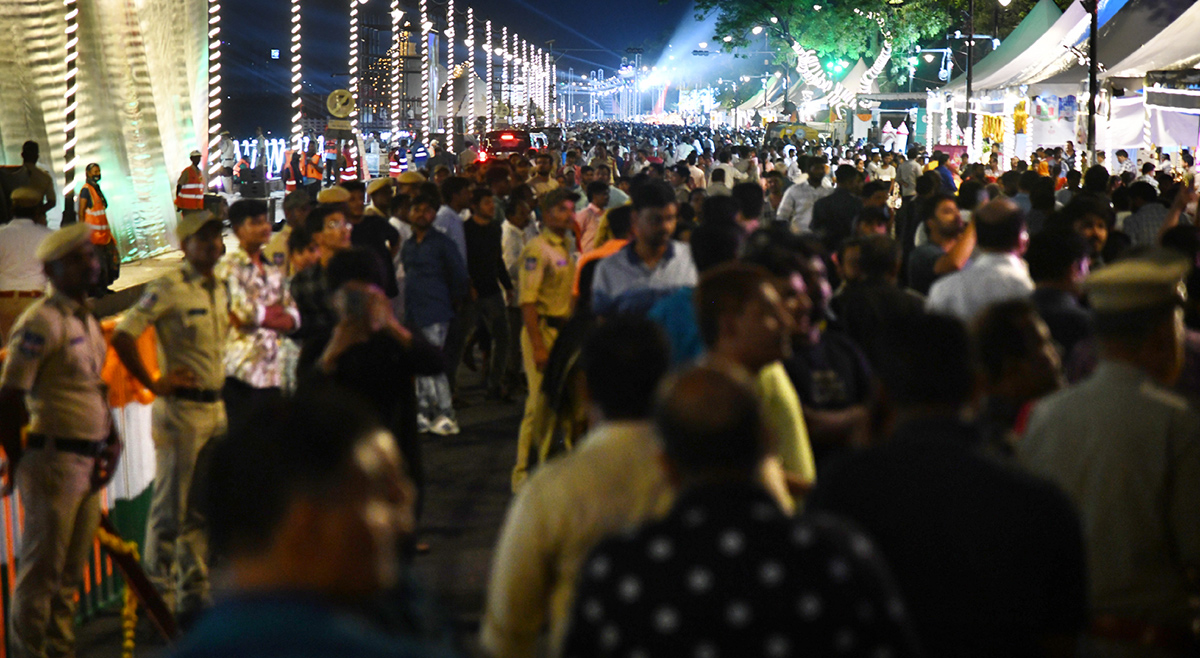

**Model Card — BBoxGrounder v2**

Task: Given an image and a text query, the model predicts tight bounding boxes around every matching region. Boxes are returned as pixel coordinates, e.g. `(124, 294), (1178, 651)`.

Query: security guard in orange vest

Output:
(176, 150), (206, 212)
(78, 163), (119, 294)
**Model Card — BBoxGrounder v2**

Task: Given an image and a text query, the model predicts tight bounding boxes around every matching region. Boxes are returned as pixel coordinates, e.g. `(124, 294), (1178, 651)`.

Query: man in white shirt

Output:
(0, 188), (53, 341)
(482, 318), (673, 658)
(711, 150), (746, 187)
(776, 162), (833, 233)
(927, 198), (1033, 321)
(897, 148), (923, 200)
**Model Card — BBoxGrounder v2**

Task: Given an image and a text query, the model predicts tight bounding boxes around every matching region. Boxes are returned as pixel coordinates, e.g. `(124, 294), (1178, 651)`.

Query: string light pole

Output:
(390, 0), (402, 136)
(467, 7), (476, 135)
(64, 0), (80, 198)
(445, 0), (455, 141)
(502, 27), (509, 125)
(290, 0), (303, 148)
(207, 0), (223, 180)
(420, 0), (431, 139)
(348, 0), (361, 129)
(486, 20), (494, 131)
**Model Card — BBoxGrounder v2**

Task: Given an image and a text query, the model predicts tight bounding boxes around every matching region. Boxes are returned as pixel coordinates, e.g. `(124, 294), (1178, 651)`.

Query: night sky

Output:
(222, 0), (694, 136)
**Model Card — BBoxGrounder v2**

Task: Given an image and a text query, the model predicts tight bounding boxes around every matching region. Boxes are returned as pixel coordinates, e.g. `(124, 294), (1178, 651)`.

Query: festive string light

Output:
(348, 0), (360, 129)
(390, 0), (402, 135)
(486, 20), (494, 131)
(63, 0), (79, 193)
(445, 0), (454, 136)
(290, 0), (303, 148)
(420, 0), (431, 139)
(467, 8), (475, 131)
(502, 27), (509, 123)
(208, 0), (223, 178)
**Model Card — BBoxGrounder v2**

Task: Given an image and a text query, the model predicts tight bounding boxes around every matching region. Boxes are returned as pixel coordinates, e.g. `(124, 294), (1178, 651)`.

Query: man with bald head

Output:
(926, 198), (1033, 320)
(561, 366), (920, 658)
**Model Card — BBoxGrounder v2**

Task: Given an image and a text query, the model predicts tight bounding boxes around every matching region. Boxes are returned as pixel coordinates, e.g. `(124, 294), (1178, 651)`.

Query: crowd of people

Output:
(0, 121), (1198, 658)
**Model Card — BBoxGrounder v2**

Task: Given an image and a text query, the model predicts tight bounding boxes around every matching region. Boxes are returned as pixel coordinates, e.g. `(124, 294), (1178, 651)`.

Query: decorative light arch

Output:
(390, 0), (402, 135)
(789, 9), (892, 117)
(445, 0), (454, 135)
(467, 7), (476, 130)
(290, 0), (303, 147)
(64, 0), (80, 195)
(348, 0), (361, 129)
(207, 0), (223, 178)
(486, 20), (494, 130)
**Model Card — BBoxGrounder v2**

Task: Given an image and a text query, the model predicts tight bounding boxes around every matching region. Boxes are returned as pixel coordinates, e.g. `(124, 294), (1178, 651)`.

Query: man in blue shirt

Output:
(434, 177), (470, 262)
(592, 181), (698, 317)
(402, 190), (469, 435)
(933, 151), (957, 195)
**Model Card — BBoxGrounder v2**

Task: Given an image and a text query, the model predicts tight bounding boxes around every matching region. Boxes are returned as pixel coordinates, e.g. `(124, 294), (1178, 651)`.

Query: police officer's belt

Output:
(171, 388), (222, 403)
(26, 434), (106, 457)
(540, 315), (569, 330)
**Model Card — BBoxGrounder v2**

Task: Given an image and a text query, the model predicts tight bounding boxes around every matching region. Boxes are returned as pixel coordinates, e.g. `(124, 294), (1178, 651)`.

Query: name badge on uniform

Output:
(17, 330), (45, 358)
(555, 260), (567, 267)
(187, 308), (208, 316)
(525, 257), (538, 271)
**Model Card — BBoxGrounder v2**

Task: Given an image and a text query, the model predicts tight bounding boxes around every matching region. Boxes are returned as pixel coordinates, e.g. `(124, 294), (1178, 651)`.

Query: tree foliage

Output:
(691, 0), (1068, 74)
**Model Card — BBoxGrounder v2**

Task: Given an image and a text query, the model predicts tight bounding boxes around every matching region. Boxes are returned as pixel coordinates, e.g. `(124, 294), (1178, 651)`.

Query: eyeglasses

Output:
(325, 220), (348, 231)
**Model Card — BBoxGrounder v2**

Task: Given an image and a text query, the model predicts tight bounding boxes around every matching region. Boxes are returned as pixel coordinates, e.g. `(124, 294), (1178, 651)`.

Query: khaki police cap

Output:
(367, 178), (393, 195)
(10, 186), (41, 208)
(1085, 252), (1190, 313)
(316, 186), (352, 204)
(189, 149), (202, 157)
(176, 209), (220, 242)
(36, 223), (93, 262)
(540, 188), (581, 214)
(396, 171), (427, 185)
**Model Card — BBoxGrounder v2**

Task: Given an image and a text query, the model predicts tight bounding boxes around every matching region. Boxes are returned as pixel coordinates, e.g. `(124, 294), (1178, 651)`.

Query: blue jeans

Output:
(416, 322), (455, 421)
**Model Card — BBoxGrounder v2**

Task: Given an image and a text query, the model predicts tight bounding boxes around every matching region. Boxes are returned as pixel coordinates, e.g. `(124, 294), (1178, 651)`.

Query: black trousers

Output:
(222, 378), (282, 438)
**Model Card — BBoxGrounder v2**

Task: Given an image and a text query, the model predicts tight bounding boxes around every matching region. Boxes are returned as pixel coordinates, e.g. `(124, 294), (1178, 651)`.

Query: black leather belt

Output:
(540, 315), (569, 330)
(26, 434), (106, 457)
(172, 388), (222, 403)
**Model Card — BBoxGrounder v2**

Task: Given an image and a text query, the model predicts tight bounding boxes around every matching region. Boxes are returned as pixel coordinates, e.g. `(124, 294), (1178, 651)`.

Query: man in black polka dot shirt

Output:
(561, 367), (920, 658)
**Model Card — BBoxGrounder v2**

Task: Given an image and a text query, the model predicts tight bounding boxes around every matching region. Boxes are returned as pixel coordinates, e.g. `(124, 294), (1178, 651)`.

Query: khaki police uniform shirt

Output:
(116, 262), (228, 391)
(1020, 361), (1200, 624)
(517, 231), (574, 319)
(262, 225), (292, 274)
(0, 293), (109, 440)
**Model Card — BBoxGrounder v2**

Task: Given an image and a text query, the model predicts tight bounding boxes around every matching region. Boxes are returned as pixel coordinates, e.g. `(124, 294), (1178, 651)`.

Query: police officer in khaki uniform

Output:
(1020, 252), (1200, 658)
(0, 223), (122, 658)
(512, 188), (578, 491)
(112, 211), (227, 622)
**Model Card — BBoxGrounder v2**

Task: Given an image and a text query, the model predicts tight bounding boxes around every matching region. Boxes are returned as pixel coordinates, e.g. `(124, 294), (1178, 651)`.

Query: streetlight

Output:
(752, 25), (763, 35)
(698, 41), (708, 49)
(723, 35), (733, 42)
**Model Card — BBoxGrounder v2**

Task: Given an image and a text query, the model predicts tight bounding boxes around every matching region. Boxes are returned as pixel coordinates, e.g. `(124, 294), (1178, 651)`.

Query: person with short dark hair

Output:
(435, 176), (471, 262)
(1124, 180), (1170, 247)
(933, 150), (957, 194)
(777, 161), (833, 234)
(973, 299), (1064, 455)
(927, 198), (1032, 320)
(290, 204), (353, 346)
(592, 181), (697, 317)
(830, 235), (925, 367)
(575, 181), (610, 252)
(811, 164), (864, 251)
(730, 181), (764, 232)
(461, 187), (515, 399)
(1021, 253), (1200, 656)
(1057, 195), (1116, 268)
(217, 199), (299, 433)
(482, 318), (673, 658)
(177, 387), (446, 658)
(1026, 228), (1092, 360)
(401, 190), (469, 436)
(561, 366), (921, 658)
(906, 193), (974, 296)
(809, 312), (1088, 658)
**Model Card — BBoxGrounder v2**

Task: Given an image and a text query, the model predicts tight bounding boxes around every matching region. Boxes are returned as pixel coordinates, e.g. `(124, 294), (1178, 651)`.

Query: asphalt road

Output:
(77, 367), (525, 657)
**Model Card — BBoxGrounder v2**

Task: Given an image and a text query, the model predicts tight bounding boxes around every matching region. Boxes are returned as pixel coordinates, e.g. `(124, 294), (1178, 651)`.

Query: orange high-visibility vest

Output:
(282, 150), (298, 192)
(79, 182), (111, 245)
(175, 166), (205, 210)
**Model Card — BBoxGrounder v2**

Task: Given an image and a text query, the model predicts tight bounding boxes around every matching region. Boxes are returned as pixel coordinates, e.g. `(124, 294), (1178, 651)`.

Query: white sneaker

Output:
(430, 416), (460, 436)
(417, 414), (434, 433)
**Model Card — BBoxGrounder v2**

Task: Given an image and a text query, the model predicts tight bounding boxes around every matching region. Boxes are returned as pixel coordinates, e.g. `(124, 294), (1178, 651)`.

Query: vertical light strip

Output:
(63, 0), (79, 195)
(290, 0), (303, 148)
(420, 0), (430, 139)
(445, 0), (454, 137)
(390, 0), (401, 135)
(467, 7), (475, 132)
(208, 0), (223, 179)
(522, 40), (529, 124)
(501, 26), (509, 125)
(348, 0), (360, 129)
(550, 54), (557, 123)
(485, 20), (493, 131)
